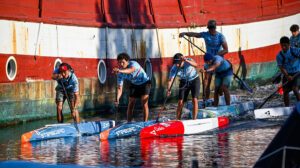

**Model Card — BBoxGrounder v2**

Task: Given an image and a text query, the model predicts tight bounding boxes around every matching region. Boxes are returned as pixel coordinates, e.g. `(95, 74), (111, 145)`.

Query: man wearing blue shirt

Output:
(113, 53), (151, 122)
(200, 53), (233, 106)
(52, 63), (80, 123)
(276, 36), (300, 106)
(179, 20), (228, 99)
(167, 53), (200, 120)
(290, 24), (300, 48)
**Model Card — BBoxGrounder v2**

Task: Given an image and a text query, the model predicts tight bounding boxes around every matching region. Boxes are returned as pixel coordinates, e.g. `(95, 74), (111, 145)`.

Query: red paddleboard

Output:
(140, 117), (229, 138)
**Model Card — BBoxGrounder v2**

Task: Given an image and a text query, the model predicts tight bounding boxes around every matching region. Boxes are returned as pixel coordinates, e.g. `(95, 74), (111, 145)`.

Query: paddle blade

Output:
(218, 116), (230, 128)
(233, 73), (253, 93)
(277, 85), (283, 95)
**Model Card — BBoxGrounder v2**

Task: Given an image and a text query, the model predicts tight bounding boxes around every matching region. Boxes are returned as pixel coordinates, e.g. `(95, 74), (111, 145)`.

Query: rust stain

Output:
(21, 26), (29, 54)
(235, 28), (241, 50)
(12, 23), (17, 54)
(158, 32), (165, 58)
(139, 40), (146, 59)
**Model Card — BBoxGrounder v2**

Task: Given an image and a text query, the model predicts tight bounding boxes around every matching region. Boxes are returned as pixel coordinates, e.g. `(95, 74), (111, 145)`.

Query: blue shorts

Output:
(215, 75), (233, 88)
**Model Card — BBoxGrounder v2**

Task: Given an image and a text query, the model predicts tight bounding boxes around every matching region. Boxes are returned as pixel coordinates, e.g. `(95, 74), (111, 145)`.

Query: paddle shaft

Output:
(201, 71), (206, 108)
(232, 73), (253, 93)
(258, 72), (300, 109)
(115, 76), (118, 123)
(182, 36), (206, 54)
(59, 80), (80, 133)
(156, 62), (182, 121)
(183, 35), (253, 93)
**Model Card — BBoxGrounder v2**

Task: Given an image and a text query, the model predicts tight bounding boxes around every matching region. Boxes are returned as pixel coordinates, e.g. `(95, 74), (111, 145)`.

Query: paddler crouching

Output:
(200, 53), (233, 106)
(167, 53), (200, 120)
(51, 63), (80, 123)
(113, 53), (151, 122)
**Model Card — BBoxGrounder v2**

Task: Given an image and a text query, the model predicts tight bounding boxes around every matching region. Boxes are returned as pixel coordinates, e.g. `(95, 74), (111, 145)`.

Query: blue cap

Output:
(204, 53), (214, 61)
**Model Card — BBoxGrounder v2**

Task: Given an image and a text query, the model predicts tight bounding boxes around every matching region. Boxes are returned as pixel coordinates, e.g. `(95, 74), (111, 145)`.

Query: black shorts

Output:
(129, 80), (151, 98)
(282, 73), (300, 91)
(56, 90), (75, 103)
(178, 76), (200, 102)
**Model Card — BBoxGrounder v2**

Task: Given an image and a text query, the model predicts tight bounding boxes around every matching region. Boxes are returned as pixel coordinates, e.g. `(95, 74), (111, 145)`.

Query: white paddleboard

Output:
(254, 106), (294, 119)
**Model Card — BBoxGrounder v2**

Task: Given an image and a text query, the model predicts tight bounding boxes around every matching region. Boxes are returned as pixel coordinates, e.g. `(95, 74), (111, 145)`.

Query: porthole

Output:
(6, 56), (17, 81)
(97, 60), (107, 84)
(144, 59), (152, 80)
(54, 58), (62, 70)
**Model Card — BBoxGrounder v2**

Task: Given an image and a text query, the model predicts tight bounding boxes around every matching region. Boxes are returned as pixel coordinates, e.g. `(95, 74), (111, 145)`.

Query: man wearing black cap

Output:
(167, 53), (200, 120)
(200, 53), (233, 106)
(52, 63), (80, 123)
(179, 19), (228, 99)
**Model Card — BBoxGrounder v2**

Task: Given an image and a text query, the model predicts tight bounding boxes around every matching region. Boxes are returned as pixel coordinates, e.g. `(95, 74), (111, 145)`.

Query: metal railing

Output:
(256, 146), (300, 168)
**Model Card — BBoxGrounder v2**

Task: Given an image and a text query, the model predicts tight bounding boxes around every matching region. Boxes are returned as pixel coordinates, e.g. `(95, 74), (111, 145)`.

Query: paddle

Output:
(233, 73), (253, 93)
(59, 80), (80, 134)
(114, 76), (118, 124)
(182, 36), (253, 94)
(201, 71), (206, 108)
(272, 72), (282, 84)
(156, 61), (182, 122)
(258, 72), (300, 109)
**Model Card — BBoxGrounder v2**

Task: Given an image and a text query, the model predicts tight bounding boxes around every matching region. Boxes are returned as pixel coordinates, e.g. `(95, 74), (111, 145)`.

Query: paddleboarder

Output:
(290, 24), (300, 48)
(51, 63), (80, 123)
(167, 53), (200, 120)
(179, 19), (228, 98)
(113, 53), (151, 122)
(276, 36), (300, 106)
(200, 53), (233, 106)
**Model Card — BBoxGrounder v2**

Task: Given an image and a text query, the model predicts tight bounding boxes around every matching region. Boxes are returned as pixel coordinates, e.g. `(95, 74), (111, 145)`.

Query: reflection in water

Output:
(0, 119), (280, 167)
(20, 136), (101, 166)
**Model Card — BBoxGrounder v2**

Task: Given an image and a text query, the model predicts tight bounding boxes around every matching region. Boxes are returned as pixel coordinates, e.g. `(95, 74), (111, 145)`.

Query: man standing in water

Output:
(276, 36), (300, 106)
(200, 53), (233, 106)
(113, 53), (151, 122)
(52, 63), (80, 123)
(167, 53), (200, 120)
(179, 20), (228, 99)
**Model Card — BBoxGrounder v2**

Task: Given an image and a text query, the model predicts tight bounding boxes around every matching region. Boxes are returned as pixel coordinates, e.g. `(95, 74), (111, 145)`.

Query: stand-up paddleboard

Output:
(21, 120), (115, 143)
(254, 106), (294, 119)
(100, 120), (161, 141)
(140, 117), (229, 139)
(188, 101), (254, 119)
(186, 95), (241, 110)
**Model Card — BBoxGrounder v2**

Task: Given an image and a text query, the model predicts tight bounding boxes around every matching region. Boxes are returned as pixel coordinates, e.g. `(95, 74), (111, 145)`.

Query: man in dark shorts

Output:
(113, 53), (151, 122)
(276, 36), (300, 106)
(52, 63), (80, 123)
(167, 53), (200, 120)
